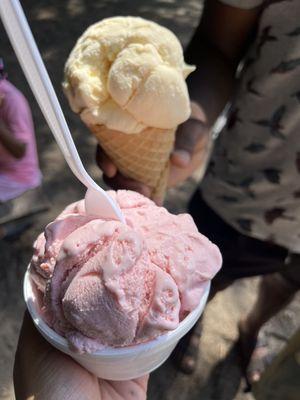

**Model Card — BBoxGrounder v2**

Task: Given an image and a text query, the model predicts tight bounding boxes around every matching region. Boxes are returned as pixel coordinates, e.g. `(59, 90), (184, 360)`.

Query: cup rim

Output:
(24, 268), (210, 358)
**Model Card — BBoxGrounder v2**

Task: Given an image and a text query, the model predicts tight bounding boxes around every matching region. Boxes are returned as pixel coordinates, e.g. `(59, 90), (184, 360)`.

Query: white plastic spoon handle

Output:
(0, 0), (124, 222)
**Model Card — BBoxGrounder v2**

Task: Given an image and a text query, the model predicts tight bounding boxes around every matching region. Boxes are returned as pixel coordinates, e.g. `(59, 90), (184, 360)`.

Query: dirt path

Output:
(0, 1), (299, 399)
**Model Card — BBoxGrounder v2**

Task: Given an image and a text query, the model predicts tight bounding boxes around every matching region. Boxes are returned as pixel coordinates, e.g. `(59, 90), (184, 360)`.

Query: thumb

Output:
(171, 118), (208, 168)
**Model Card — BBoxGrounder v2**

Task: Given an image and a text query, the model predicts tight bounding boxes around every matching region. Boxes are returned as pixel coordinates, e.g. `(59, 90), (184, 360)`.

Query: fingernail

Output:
(105, 165), (117, 178)
(152, 196), (163, 206)
(140, 186), (151, 198)
(172, 150), (191, 167)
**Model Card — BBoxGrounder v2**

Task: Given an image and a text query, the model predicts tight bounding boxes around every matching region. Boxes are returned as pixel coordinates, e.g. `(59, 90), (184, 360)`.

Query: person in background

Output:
(96, 0), (300, 390)
(0, 58), (42, 239)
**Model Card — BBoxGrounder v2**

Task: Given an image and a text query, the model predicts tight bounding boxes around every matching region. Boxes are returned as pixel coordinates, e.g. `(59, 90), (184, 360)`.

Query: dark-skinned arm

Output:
(184, 0), (262, 126)
(97, 1), (263, 201)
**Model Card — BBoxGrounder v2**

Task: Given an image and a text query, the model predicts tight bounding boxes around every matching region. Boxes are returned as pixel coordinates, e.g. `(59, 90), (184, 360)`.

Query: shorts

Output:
(189, 190), (300, 287)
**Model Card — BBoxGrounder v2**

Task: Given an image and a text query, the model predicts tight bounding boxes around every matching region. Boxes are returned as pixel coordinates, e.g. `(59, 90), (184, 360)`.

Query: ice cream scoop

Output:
(30, 190), (222, 353)
(63, 17), (196, 200)
(63, 16), (195, 133)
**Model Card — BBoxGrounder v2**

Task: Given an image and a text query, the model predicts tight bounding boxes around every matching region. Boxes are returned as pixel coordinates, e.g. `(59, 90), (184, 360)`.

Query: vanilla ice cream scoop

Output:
(63, 16), (195, 133)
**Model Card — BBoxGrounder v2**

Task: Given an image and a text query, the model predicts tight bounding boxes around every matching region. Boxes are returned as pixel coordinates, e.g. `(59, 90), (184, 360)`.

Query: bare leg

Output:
(241, 273), (298, 338)
(238, 272), (299, 386)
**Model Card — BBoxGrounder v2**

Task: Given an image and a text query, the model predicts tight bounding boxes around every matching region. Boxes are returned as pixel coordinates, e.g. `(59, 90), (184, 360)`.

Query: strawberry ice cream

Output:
(30, 190), (221, 353)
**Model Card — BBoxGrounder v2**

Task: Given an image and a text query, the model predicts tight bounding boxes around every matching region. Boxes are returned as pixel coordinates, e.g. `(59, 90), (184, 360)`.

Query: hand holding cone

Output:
(63, 17), (195, 200)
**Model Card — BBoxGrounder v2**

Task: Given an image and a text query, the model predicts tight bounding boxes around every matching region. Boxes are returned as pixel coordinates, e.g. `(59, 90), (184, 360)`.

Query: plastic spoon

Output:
(0, 0), (125, 223)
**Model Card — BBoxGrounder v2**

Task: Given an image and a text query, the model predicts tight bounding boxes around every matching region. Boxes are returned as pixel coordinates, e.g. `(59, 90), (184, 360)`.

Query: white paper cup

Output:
(24, 269), (210, 381)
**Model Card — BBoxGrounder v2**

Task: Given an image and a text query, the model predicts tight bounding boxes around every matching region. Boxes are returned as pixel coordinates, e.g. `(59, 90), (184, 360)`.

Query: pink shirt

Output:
(0, 79), (41, 201)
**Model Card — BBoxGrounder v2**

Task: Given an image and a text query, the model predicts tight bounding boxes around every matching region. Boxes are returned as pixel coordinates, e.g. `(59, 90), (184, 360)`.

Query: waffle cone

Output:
(90, 125), (176, 200)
